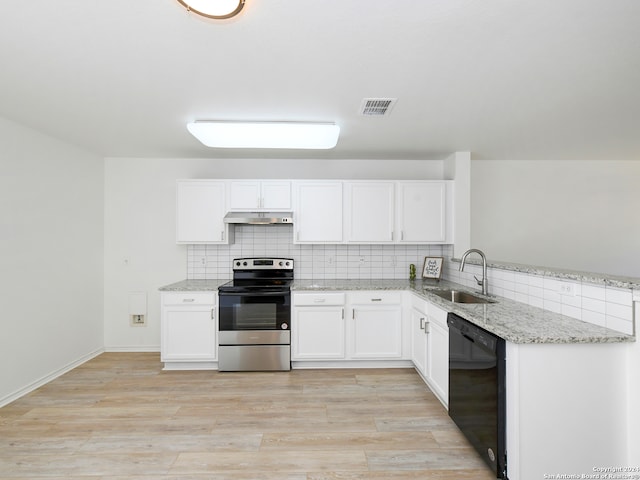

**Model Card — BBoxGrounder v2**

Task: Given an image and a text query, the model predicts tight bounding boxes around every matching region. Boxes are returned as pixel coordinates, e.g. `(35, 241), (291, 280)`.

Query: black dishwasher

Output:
(447, 312), (507, 479)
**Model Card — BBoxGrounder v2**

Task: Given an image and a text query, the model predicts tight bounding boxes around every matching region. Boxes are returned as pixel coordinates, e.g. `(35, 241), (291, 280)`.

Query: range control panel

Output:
(232, 258), (294, 270)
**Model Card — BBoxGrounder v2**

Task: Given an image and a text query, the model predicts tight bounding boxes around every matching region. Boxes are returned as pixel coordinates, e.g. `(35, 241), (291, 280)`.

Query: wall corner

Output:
(444, 152), (471, 257)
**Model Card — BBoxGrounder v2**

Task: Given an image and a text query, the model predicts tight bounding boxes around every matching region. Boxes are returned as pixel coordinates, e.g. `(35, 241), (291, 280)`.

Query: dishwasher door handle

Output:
(462, 333), (475, 343)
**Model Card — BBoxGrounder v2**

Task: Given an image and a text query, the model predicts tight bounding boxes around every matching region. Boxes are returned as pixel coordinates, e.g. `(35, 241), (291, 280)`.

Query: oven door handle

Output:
(218, 291), (289, 297)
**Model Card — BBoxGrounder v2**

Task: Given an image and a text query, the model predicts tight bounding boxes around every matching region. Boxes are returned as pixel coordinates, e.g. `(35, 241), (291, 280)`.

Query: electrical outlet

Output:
(326, 256), (334, 265)
(558, 283), (575, 296)
(359, 256), (366, 264)
(131, 314), (146, 326)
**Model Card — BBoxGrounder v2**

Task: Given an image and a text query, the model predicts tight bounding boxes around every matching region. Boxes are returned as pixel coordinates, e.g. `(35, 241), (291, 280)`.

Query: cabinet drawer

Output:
(349, 291), (402, 305)
(294, 292), (345, 306)
(162, 293), (216, 306)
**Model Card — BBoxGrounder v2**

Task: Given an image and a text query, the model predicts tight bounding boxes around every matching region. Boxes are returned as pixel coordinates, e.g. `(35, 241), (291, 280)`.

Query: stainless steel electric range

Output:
(217, 258), (293, 371)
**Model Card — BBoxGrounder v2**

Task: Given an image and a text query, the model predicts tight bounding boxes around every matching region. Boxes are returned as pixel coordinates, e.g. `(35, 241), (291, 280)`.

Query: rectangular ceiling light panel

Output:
(187, 121), (340, 149)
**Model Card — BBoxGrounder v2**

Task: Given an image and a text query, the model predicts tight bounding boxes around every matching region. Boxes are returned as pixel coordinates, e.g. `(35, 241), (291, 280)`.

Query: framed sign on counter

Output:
(422, 256), (443, 279)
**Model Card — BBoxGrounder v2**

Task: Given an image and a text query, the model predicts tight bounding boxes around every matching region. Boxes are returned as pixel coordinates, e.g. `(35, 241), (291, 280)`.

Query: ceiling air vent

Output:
(359, 98), (397, 116)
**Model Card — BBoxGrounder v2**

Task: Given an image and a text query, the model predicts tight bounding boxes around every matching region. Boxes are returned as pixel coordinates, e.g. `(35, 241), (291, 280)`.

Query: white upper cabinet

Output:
(345, 182), (395, 243)
(396, 181), (449, 243)
(229, 180), (291, 211)
(176, 180), (228, 244)
(294, 181), (343, 243)
(176, 178), (453, 245)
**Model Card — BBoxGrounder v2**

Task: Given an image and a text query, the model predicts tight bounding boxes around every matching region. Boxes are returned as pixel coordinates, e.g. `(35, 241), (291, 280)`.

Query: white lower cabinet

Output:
(161, 292), (217, 369)
(425, 303), (448, 406)
(410, 294), (448, 407)
(411, 301), (429, 377)
(292, 293), (346, 360)
(291, 290), (447, 407)
(349, 292), (403, 359)
(292, 291), (406, 362)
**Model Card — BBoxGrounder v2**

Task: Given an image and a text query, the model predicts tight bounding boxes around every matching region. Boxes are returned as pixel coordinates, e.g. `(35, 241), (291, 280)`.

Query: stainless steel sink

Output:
(428, 289), (497, 304)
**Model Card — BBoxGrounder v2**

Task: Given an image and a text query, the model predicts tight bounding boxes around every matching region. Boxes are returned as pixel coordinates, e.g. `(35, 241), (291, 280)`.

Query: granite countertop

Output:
(158, 278), (635, 345)
(292, 279), (635, 345)
(159, 279), (230, 291)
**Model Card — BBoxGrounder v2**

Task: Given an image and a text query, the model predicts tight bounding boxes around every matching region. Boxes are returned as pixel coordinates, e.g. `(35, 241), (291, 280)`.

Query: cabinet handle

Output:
(352, 309), (355, 320)
(420, 317), (425, 330)
(391, 231), (394, 241)
(371, 298), (382, 302)
(341, 308), (344, 319)
(314, 298), (326, 303)
(425, 321), (430, 335)
(211, 308), (214, 320)
(401, 231), (404, 241)
(221, 231), (225, 241)
(257, 197), (261, 208)
(183, 298), (195, 302)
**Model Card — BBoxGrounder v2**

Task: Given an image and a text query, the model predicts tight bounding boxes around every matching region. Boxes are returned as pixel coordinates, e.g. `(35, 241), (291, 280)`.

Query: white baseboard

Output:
(0, 347), (105, 408)
(104, 346), (160, 353)
(162, 361), (218, 370)
(291, 360), (414, 369)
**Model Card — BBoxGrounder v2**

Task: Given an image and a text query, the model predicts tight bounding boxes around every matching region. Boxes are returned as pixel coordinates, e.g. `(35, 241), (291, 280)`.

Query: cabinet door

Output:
(425, 303), (449, 405)
(176, 180), (227, 243)
(397, 182), (446, 242)
(292, 306), (345, 359)
(161, 305), (217, 361)
(294, 182), (343, 243)
(350, 305), (402, 359)
(261, 181), (291, 210)
(346, 182), (395, 242)
(229, 181), (291, 210)
(411, 307), (428, 376)
(229, 181), (260, 210)
(426, 318), (448, 404)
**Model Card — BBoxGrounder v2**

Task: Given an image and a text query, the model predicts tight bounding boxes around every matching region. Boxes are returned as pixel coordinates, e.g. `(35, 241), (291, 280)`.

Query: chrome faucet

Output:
(459, 248), (488, 296)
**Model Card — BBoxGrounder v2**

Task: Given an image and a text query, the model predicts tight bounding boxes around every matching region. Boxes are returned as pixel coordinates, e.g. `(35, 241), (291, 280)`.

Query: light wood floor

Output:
(0, 353), (495, 479)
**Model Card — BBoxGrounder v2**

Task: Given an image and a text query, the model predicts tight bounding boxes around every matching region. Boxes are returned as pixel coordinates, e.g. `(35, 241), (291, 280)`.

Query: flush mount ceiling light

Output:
(176, 0), (245, 19)
(186, 121), (341, 149)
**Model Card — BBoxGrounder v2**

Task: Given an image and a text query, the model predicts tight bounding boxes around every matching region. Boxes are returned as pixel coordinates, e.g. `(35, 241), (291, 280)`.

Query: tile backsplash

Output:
(187, 224), (452, 281)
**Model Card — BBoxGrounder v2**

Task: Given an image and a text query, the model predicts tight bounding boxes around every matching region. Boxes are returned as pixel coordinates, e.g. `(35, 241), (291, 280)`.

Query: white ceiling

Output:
(1, 0), (639, 160)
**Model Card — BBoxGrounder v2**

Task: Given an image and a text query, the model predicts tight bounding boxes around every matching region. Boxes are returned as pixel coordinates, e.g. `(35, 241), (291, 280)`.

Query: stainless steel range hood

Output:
(223, 212), (293, 225)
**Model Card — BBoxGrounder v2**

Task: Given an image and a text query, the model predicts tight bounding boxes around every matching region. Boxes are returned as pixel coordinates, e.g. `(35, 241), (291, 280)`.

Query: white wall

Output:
(0, 117), (104, 405)
(103, 157), (446, 349)
(470, 160), (640, 277)
(444, 151), (471, 257)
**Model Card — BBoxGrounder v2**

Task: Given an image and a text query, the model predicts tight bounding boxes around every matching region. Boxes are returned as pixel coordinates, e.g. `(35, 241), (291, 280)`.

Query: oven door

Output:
(218, 291), (290, 331)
